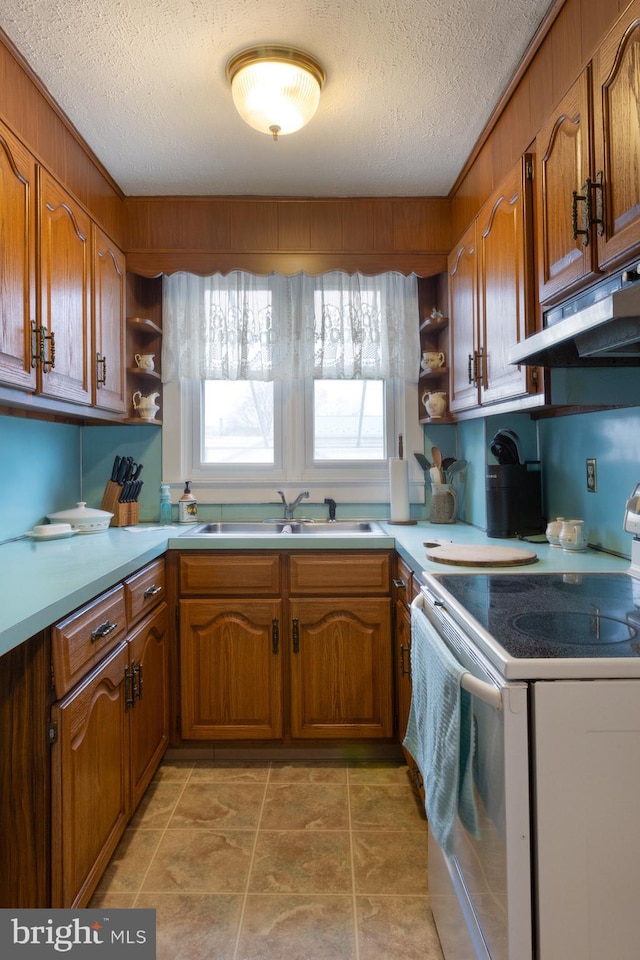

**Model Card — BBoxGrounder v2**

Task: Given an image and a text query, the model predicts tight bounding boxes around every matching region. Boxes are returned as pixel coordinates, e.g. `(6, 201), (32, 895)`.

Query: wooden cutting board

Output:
(425, 543), (538, 567)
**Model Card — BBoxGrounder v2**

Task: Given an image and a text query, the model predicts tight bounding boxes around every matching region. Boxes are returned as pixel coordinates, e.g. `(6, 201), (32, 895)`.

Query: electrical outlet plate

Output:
(586, 458), (597, 493)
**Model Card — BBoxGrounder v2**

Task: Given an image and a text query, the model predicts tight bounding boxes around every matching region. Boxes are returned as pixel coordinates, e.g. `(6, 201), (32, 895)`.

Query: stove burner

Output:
(512, 612), (637, 646)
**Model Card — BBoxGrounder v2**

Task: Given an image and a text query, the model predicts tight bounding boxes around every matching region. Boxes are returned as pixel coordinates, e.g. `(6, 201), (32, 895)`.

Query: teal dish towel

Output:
(403, 603), (478, 857)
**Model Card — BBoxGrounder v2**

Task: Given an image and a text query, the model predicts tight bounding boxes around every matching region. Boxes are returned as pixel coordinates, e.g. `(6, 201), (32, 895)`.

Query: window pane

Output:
(313, 380), (385, 460)
(202, 381), (274, 463)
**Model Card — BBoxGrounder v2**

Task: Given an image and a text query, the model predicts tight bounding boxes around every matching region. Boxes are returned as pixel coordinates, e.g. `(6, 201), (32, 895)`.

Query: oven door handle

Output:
(411, 593), (503, 712)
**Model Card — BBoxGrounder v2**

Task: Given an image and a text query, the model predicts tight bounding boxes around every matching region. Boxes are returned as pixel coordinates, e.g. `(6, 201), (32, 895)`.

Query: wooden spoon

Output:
(431, 445), (443, 481)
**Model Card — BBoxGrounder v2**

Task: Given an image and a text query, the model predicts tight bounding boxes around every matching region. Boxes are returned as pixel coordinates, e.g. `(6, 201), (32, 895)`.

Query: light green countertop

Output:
(0, 521), (631, 658)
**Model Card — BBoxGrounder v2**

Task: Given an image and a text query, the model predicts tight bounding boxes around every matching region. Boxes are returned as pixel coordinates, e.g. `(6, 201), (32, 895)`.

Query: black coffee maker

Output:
(486, 430), (543, 538)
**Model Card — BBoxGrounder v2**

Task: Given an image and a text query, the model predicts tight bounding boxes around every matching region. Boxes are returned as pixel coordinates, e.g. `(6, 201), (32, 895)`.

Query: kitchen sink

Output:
(182, 520), (386, 536)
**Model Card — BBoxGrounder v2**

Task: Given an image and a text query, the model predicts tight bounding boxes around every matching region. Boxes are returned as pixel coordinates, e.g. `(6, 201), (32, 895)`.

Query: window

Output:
(162, 271), (423, 504)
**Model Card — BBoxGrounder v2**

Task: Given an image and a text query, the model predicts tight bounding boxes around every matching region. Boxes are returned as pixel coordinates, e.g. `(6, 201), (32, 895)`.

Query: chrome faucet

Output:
(277, 489), (309, 520)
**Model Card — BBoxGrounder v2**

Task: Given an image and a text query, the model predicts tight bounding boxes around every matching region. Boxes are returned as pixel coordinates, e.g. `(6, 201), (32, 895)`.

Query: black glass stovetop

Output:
(433, 572), (640, 661)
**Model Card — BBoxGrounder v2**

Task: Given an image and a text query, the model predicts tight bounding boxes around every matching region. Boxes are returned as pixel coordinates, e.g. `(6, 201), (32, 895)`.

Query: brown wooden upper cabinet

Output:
(92, 224), (126, 413)
(536, 1), (640, 306)
(37, 169), (93, 405)
(0, 119), (37, 392)
(449, 157), (538, 415)
(593, 0), (640, 271)
(535, 69), (598, 305)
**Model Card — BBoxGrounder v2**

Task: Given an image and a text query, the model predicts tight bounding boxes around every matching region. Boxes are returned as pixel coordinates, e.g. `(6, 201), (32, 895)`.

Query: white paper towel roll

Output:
(389, 458), (410, 521)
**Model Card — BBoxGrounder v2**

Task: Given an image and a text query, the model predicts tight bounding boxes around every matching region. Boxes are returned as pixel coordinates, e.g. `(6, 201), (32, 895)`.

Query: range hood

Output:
(509, 275), (640, 367)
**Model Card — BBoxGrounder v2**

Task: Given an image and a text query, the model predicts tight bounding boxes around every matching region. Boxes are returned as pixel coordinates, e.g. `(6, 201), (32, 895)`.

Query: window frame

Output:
(161, 377), (425, 506)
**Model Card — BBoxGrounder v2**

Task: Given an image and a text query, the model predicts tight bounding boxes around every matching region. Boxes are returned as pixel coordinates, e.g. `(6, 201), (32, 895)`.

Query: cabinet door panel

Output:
(594, 0), (640, 268)
(180, 599), (283, 739)
(38, 170), (92, 404)
(478, 158), (534, 406)
(93, 224), (126, 412)
(51, 642), (129, 907)
(289, 597), (393, 739)
(128, 605), (169, 809)
(448, 223), (479, 413)
(535, 70), (598, 304)
(0, 121), (37, 391)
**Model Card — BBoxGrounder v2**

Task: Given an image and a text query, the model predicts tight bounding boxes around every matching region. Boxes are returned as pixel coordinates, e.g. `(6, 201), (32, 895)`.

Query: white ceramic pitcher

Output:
(559, 519), (587, 552)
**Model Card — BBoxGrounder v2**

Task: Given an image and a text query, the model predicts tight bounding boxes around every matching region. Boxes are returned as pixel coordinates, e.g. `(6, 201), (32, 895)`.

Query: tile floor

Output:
(90, 758), (445, 960)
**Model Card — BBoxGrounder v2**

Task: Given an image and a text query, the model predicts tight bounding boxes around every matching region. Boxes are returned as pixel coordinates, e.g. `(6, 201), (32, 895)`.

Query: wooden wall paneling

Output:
(310, 200), (344, 250)
(278, 201), (311, 250)
(229, 200), (279, 250)
(580, 0), (626, 62)
(551, 0), (584, 106)
(528, 42), (556, 137)
(342, 200), (375, 252)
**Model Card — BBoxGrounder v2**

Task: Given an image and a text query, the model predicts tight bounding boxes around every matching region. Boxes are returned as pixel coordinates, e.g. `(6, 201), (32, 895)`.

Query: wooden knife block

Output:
(101, 480), (139, 527)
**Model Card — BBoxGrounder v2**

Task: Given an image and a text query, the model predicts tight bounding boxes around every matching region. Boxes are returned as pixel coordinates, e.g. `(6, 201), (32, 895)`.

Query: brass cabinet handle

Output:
(90, 619), (118, 642)
(292, 617), (300, 654)
(400, 643), (411, 679)
(272, 618), (279, 654)
(476, 346), (485, 388)
(587, 172), (604, 236)
(467, 352), (475, 385)
(124, 664), (135, 709)
(96, 352), (107, 386)
(42, 327), (55, 372)
(571, 187), (590, 246)
(133, 660), (143, 701)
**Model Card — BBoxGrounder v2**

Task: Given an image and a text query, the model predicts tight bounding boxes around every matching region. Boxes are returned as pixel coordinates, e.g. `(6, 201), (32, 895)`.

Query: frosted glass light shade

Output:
(227, 47), (325, 139)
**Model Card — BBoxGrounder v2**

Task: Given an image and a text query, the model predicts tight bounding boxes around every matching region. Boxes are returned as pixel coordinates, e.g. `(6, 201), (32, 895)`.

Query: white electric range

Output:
(409, 485), (640, 960)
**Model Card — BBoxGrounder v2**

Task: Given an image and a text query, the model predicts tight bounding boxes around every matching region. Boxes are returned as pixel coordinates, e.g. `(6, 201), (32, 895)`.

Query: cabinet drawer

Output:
(124, 558), (165, 627)
(52, 585), (127, 697)
(289, 552), (391, 595)
(180, 553), (281, 596)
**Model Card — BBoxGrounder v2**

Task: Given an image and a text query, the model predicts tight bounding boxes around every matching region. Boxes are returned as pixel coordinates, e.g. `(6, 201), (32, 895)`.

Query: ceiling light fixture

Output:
(226, 46), (325, 141)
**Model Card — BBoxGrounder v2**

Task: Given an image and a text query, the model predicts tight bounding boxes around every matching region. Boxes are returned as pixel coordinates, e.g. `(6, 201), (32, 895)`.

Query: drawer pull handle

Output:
(400, 643), (411, 679)
(392, 578), (406, 589)
(143, 584), (162, 598)
(124, 664), (135, 709)
(91, 619), (118, 642)
(133, 660), (143, 701)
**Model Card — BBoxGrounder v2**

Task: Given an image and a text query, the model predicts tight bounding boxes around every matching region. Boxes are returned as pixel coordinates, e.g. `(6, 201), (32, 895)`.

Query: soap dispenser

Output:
(178, 481), (198, 523)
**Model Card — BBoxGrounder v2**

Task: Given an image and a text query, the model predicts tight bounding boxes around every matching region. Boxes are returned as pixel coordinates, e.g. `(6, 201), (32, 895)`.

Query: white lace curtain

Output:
(162, 271), (419, 382)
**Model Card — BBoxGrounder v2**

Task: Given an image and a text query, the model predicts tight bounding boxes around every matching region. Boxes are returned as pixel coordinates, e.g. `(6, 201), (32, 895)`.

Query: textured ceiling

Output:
(1, 0), (552, 197)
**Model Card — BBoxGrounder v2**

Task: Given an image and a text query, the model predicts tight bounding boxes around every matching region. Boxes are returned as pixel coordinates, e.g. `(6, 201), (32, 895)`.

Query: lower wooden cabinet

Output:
(0, 631), (51, 908)
(289, 598), (393, 739)
(177, 551), (394, 743)
(51, 600), (168, 907)
(51, 641), (130, 908)
(179, 599), (284, 740)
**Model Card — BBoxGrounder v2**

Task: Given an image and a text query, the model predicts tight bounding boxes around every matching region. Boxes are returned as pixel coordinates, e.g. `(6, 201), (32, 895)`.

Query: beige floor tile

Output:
(135, 892), (243, 960)
(169, 782), (266, 829)
(94, 829), (163, 894)
(250, 831), (352, 893)
(349, 784), (427, 832)
(237, 894), (357, 960)
(260, 783), (349, 831)
(152, 760), (194, 782)
(129, 781), (185, 829)
(88, 891), (137, 908)
(347, 761), (413, 785)
(141, 829), (255, 894)
(356, 895), (444, 960)
(352, 831), (428, 895)
(269, 761), (348, 783)
(188, 760), (271, 783)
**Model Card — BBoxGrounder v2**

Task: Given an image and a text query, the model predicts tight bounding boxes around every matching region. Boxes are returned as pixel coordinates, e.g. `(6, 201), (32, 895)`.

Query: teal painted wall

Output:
(427, 406), (640, 558)
(2, 402), (639, 557)
(0, 415), (81, 541)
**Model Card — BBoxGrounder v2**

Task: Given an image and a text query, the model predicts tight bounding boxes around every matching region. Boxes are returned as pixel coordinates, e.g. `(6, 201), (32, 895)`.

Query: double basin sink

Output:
(182, 520), (386, 537)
